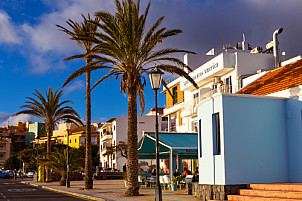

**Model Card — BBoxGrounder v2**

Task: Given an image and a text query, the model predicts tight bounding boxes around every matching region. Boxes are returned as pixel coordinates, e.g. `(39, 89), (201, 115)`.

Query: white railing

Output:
(181, 85), (236, 117)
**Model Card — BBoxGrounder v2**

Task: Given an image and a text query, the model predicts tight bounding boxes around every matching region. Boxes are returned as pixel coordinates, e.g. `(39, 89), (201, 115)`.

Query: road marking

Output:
(0, 192), (10, 201)
(3, 183), (16, 185)
(7, 188), (37, 192)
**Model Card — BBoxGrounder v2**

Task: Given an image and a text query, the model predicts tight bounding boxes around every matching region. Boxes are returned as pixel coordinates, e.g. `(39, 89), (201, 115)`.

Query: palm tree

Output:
(57, 13), (99, 189)
(63, 0), (198, 195)
(40, 149), (84, 186)
(15, 87), (83, 182)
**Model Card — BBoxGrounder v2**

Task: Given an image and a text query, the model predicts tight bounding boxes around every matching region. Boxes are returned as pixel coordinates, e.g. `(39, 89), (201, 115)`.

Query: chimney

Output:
(273, 28), (283, 68)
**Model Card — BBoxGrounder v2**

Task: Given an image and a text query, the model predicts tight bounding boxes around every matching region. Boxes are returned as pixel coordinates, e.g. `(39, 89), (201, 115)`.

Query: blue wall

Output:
(222, 95), (288, 184)
(286, 97), (302, 182)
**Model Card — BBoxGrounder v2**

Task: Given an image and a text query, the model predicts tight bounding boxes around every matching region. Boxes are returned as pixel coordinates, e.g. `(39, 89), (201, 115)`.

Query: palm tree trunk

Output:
(85, 70), (93, 189)
(46, 130), (51, 182)
(60, 175), (67, 186)
(125, 86), (139, 196)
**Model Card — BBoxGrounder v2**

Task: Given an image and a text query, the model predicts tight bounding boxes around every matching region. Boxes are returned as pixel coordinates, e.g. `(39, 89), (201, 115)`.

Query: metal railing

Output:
(181, 85), (236, 116)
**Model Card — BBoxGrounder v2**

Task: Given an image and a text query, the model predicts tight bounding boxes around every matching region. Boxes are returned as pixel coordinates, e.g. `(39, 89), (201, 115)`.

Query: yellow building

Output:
(37, 123), (99, 148)
(161, 79), (184, 131)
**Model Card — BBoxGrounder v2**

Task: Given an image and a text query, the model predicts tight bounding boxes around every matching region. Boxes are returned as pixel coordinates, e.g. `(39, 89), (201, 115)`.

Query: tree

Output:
(15, 87), (83, 182)
(4, 154), (20, 170)
(39, 148), (84, 186)
(57, 14), (99, 189)
(63, 0), (197, 195)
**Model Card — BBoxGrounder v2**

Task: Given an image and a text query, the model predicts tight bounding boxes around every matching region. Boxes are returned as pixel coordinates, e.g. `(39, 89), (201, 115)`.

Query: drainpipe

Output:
(273, 28), (283, 68)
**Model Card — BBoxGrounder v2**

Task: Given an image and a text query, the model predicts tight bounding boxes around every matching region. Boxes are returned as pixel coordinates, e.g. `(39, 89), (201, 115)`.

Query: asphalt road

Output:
(0, 178), (87, 201)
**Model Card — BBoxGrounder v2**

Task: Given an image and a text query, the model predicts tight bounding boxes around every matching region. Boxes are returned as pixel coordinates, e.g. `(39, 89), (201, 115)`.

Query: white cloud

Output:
(0, 10), (22, 44)
(22, 0), (115, 55)
(0, 114), (36, 127)
(63, 80), (85, 94)
(91, 117), (108, 123)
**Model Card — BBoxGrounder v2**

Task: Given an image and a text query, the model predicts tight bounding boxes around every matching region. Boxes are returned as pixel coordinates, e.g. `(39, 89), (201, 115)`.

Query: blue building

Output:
(197, 58), (302, 185)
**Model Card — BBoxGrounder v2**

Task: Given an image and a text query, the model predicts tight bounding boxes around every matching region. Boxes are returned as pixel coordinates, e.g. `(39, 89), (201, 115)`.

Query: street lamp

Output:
(148, 67), (164, 201)
(65, 118), (73, 188)
(36, 136), (40, 182)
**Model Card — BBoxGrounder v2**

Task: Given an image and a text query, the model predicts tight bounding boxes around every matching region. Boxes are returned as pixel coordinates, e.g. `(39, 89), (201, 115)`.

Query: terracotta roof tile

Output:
(237, 59), (302, 95)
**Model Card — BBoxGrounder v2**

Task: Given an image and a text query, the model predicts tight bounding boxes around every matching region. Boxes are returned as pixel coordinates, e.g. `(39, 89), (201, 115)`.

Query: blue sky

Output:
(1, 0), (302, 126)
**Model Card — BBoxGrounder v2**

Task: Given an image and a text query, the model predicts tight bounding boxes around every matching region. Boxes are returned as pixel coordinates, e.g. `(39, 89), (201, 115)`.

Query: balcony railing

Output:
(181, 85), (236, 117)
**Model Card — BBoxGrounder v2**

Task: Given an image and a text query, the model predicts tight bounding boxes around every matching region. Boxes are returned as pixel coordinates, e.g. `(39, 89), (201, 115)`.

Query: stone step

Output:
(240, 189), (302, 199)
(250, 183), (302, 192)
(228, 195), (302, 201)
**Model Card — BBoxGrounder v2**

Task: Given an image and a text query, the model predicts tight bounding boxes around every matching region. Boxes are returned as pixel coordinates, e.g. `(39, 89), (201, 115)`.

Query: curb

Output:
(20, 181), (109, 201)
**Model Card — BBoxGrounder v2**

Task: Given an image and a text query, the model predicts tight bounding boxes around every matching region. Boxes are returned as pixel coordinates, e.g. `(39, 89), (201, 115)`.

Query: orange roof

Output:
(237, 59), (302, 96)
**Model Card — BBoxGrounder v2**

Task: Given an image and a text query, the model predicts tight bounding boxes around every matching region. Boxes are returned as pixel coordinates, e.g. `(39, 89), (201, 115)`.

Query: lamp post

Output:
(149, 67), (164, 201)
(36, 136), (40, 182)
(65, 119), (72, 188)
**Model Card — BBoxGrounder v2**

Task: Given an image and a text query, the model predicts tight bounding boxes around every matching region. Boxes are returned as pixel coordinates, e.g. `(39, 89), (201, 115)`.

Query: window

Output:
(199, 119), (202, 158)
(194, 93), (199, 106)
(212, 113), (221, 155)
(172, 86), (178, 105)
(70, 139), (72, 144)
(75, 139), (77, 143)
(21, 136), (25, 139)
(192, 121), (198, 132)
(225, 76), (232, 93)
(162, 117), (168, 121)
(113, 125), (115, 131)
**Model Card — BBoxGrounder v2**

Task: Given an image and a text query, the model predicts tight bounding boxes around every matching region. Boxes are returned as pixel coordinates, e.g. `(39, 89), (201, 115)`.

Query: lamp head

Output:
(148, 67), (164, 90)
(65, 118), (73, 130)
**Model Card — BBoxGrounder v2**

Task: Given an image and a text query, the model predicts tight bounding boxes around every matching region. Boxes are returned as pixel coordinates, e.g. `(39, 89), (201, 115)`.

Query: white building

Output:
(162, 37), (279, 134)
(99, 108), (167, 171)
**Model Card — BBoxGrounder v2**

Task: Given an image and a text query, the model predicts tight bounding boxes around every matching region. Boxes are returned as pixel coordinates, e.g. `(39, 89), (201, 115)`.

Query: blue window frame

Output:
(199, 119), (202, 158)
(212, 113), (221, 155)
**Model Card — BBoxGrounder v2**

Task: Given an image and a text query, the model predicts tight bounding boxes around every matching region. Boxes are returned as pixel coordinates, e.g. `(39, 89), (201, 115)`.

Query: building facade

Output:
(0, 138), (11, 168)
(99, 109), (167, 171)
(162, 39), (275, 134)
(37, 122), (99, 148)
(197, 57), (302, 185)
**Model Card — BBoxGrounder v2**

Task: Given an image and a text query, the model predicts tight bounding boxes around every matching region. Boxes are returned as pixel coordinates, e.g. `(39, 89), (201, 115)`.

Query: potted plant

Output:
(171, 176), (177, 191)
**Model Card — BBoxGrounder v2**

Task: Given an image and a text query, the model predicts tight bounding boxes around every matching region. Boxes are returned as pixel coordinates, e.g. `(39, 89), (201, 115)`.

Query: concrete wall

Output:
(222, 95), (288, 184)
(236, 52), (274, 76)
(114, 115), (163, 171)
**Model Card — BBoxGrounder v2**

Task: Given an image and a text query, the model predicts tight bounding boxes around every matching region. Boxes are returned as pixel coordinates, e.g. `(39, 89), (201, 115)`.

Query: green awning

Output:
(138, 132), (198, 159)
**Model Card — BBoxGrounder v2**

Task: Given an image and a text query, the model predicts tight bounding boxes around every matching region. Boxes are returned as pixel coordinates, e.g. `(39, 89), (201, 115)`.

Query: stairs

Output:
(212, 183), (302, 201)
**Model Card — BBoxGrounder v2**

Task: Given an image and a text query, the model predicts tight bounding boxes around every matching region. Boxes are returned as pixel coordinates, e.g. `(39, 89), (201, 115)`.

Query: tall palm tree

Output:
(63, 0), (198, 195)
(57, 14), (99, 189)
(15, 87), (82, 182)
(40, 149), (84, 186)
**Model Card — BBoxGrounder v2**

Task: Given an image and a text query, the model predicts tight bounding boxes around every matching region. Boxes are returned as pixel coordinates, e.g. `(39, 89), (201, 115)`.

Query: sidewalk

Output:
(21, 179), (200, 201)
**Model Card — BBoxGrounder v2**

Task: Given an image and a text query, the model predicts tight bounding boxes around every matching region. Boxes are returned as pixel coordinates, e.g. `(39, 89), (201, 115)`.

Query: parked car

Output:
(0, 171), (10, 179)
(25, 171), (35, 178)
(5, 170), (14, 178)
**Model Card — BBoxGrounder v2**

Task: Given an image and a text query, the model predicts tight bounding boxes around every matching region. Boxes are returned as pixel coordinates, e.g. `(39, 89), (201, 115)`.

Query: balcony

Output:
(100, 132), (113, 142)
(181, 85), (235, 117)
